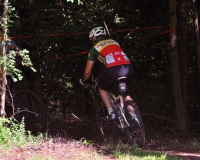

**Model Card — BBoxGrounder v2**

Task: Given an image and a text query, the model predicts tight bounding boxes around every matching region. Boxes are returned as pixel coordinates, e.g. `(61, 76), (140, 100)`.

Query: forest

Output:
(0, 0), (200, 138)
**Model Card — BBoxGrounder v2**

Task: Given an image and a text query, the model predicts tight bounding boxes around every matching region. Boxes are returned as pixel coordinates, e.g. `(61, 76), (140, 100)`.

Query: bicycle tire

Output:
(124, 100), (145, 147)
(13, 90), (47, 134)
(96, 101), (119, 143)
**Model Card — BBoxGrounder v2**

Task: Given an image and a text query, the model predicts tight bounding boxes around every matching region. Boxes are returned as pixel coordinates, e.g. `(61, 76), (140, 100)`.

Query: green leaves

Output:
(6, 49), (36, 82)
(67, 0), (74, 2)
(0, 118), (43, 147)
(0, 118), (12, 144)
(66, 0), (83, 5)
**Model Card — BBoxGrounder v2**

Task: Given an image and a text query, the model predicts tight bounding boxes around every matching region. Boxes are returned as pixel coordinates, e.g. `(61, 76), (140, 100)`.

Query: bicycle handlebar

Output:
(79, 78), (97, 87)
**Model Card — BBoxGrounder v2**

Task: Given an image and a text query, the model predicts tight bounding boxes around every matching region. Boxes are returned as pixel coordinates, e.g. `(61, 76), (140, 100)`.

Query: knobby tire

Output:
(124, 100), (145, 147)
(96, 101), (119, 143)
(13, 90), (47, 134)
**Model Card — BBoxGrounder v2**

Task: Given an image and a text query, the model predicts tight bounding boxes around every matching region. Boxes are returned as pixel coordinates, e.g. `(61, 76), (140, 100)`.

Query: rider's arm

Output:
(83, 47), (98, 81)
(84, 60), (95, 80)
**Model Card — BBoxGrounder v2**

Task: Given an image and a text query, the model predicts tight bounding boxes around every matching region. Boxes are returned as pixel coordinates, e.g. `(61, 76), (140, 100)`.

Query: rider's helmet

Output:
(89, 27), (106, 39)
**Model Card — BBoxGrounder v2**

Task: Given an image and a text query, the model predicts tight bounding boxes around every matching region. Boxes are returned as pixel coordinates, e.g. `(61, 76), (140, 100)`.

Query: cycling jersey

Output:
(88, 37), (131, 67)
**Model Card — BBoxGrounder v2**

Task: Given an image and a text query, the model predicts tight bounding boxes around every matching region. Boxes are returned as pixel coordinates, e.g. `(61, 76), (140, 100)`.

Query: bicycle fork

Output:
(113, 103), (130, 129)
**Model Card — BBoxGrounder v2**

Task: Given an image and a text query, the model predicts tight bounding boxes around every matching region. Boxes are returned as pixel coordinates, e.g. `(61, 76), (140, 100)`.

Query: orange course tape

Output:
(9, 26), (175, 62)
(44, 50), (88, 63)
(10, 26), (170, 39)
(44, 27), (176, 62)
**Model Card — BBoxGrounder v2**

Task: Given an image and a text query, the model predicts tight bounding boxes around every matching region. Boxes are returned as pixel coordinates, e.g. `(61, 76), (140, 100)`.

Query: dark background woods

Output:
(1, 0), (200, 137)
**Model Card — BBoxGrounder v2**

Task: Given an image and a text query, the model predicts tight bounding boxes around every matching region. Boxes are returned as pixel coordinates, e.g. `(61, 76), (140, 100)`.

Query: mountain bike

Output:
(5, 77), (47, 134)
(95, 77), (145, 147)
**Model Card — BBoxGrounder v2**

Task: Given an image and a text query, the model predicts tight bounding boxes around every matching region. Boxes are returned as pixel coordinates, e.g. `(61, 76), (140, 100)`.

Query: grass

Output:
(0, 117), (43, 149)
(100, 141), (178, 160)
(190, 138), (200, 150)
(113, 149), (177, 160)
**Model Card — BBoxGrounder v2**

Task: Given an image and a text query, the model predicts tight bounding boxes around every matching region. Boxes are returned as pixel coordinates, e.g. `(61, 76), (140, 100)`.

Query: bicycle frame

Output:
(95, 77), (145, 147)
(91, 78), (131, 128)
(110, 92), (130, 129)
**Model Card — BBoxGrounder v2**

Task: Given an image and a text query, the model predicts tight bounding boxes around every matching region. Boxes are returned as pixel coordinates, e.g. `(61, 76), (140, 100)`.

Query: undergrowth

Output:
(0, 118), (180, 159)
(100, 140), (178, 160)
(0, 117), (43, 149)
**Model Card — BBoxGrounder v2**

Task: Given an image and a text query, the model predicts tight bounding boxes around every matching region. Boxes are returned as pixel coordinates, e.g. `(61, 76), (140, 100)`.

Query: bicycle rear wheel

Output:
(124, 100), (145, 147)
(96, 101), (119, 143)
(13, 90), (47, 134)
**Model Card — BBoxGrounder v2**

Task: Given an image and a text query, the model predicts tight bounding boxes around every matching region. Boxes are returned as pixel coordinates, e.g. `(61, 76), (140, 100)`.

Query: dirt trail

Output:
(45, 116), (200, 160)
(2, 116), (199, 160)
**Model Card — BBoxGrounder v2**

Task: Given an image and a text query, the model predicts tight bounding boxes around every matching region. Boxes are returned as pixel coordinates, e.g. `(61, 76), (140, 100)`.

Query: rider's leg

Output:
(99, 88), (112, 109)
(124, 95), (135, 115)
(123, 95), (133, 102)
(99, 88), (116, 118)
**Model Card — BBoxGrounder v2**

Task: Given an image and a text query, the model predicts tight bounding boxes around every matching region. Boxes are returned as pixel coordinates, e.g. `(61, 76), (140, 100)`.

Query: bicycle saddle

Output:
(117, 76), (127, 95)
(117, 76), (127, 82)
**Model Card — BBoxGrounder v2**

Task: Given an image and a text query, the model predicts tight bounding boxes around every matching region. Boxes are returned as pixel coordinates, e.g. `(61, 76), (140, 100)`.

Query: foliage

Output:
(0, 1), (18, 31)
(190, 138), (200, 150)
(0, 118), (12, 144)
(5, 49), (36, 81)
(0, 1), (36, 82)
(0, 49), (36, 82)
(0, 117), (43, 148)
(67, 0), (83, 5)
(1, 0), (198, 134)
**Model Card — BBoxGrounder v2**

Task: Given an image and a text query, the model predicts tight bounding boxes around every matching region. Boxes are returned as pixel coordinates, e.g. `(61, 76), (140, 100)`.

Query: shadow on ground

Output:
(46, 116), (200, 160)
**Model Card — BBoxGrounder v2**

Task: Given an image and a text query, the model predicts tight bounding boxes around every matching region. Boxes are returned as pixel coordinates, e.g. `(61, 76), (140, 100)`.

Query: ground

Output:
(1, 116), (200, 160)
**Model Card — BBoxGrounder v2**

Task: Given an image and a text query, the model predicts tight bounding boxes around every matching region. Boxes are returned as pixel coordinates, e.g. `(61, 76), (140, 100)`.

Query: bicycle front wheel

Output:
(13, 90), (47, 134)
(96, 101), (119, 143)
(124, 100), (145, 147)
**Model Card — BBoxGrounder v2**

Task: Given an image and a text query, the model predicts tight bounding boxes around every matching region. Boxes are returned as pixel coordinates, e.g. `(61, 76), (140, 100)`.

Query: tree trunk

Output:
(193, 0), (200, 84)
(169, 0), (188, 136)
(0, 0), (8, 118)
(176, 0), (189, 133)
(31, 49), (43, 99)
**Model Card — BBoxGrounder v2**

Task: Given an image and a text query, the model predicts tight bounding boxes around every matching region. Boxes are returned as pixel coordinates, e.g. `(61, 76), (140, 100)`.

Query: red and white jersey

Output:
(88, 38), (131, 67)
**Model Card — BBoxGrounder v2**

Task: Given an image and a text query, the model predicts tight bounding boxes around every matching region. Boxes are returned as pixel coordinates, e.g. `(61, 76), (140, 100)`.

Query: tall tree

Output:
(169, 0), (188, 135)
(177, 0), (189, 132)
(0, 0), (8, 118)
(193, 0), (200, 84)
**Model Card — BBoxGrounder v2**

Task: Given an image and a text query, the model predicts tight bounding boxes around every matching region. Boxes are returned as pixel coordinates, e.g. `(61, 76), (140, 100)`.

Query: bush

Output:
(0, 118), (12, 144)
(0, 117), (43, 148)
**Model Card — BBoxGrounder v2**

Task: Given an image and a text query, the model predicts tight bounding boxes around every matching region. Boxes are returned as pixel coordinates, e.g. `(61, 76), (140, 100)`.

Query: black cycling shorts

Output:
(98, 64), (133, 91)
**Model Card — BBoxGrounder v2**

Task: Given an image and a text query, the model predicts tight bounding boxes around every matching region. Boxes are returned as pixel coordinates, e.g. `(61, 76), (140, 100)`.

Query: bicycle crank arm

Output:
(113, 120), (127, 129)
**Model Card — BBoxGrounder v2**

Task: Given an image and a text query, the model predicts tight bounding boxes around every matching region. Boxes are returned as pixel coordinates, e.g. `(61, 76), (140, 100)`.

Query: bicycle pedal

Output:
(109, 113), (116, 119)
(102, 116), (110, 121)
(103, 114), (116, 121)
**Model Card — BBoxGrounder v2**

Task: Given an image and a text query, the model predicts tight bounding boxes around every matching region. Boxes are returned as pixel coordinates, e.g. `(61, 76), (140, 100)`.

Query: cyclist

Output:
(80, 26), (134, 119)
